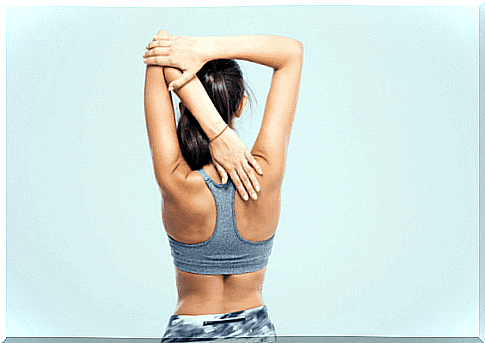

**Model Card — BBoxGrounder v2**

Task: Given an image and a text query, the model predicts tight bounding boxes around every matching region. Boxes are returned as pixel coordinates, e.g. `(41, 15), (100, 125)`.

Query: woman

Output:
(143, 31), (303, 342)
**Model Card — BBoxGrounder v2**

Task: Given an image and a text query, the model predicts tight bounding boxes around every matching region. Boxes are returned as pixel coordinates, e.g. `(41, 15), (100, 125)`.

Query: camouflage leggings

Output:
(161, 305), (277, 342)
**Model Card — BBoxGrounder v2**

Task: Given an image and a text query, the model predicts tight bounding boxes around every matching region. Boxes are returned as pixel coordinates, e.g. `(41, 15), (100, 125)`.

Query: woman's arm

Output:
(144, 31), (303, 187)
(201, 36), (303, 186)
(204, 35), (302, 69)
(163, 66), (262, 201)
(144, 65), (186, 194)
(145, 34), (302, 90)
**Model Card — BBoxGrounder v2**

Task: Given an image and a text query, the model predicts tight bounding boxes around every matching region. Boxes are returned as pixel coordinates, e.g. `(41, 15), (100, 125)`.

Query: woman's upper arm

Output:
(144, 65), (188, 190)
(251, 43), (303, 181)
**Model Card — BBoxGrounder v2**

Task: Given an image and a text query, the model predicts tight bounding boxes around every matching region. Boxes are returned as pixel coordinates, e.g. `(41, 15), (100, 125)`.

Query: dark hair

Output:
(177, 59), (247, 170)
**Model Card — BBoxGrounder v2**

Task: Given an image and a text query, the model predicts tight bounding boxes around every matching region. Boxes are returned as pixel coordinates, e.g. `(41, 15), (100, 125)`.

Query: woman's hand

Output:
(152, 42), (263, 201)
(143, 30), (209, 91)
(209, 127), (263, 201)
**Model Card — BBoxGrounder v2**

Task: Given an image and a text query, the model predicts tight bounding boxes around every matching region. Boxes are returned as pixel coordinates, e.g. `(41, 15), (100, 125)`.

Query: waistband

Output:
(169, 305), (266, 327)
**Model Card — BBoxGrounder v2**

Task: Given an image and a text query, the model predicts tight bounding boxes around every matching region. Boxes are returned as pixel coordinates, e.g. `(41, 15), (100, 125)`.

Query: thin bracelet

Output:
(209, 124), (229, 143)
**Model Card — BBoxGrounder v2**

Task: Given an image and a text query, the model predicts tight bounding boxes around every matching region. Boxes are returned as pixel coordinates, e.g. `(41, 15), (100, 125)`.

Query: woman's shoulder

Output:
(160, 163), (208, 199)
(161, 167), (214, 224)
(161, 159), (283, 207)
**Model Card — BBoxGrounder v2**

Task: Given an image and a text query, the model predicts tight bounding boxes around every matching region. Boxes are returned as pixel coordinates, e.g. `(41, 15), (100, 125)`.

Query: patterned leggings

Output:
(161, 305), (277, 342)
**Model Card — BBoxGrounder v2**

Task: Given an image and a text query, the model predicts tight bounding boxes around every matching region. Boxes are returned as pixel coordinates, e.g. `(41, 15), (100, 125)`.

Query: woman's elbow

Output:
(288, 39), (303, 66)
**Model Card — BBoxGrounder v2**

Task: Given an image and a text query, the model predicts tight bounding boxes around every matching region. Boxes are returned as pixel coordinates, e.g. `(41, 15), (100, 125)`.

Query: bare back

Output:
(162, 156), (281, 315)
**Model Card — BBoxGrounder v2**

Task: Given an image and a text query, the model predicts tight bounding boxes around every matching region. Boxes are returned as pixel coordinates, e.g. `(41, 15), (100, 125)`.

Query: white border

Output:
(1, 0), (482, 341)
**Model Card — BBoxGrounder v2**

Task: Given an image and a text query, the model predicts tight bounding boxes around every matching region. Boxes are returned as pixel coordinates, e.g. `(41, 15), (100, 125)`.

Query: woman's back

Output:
(162, 156), (282, 314)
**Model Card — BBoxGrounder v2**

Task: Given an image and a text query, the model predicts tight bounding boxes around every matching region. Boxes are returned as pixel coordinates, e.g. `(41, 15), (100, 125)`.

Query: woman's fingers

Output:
(143, 46), (173, 66)
(236, 164), (258, 201)
(217, 160), (259, 201)
(143, 56), (171, 66)
(246, 151), (263, 176)
(207, 127), (262, 201)
(242, 159), (261, 194)
(229, 170), (249, 201)
(143, 47), (169, 58)
(214, 162), (228, 184)
(238, 163), (258, 200)
(146, 40), (172, 50)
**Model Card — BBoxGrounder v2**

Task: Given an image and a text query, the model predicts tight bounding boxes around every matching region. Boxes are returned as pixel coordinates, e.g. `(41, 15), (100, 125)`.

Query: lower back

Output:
(173, 267), (267, 315)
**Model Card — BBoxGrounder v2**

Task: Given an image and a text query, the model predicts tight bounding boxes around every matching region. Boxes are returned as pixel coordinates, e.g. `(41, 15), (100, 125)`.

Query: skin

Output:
(165, 160), (280, 315)
(143, 32), (303, 315)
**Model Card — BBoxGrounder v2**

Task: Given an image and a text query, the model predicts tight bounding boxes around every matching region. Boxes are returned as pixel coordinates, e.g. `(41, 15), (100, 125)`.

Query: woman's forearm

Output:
(163, 67), (226, 139)
(201, 35), (303, 71)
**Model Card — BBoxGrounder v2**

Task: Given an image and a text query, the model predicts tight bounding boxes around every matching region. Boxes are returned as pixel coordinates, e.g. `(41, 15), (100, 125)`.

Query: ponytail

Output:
(177, 103), (211, 171)
(177, 59), (246, 170)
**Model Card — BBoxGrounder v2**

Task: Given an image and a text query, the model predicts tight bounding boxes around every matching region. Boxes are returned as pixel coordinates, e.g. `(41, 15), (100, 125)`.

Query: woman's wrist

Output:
(197, 36), (216, 64)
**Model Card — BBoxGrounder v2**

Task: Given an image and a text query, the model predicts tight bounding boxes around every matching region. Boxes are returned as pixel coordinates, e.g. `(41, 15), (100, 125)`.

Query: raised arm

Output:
(145, 29), (267, 202)
(201, 36), (303, 185)
(203, 35), (302, 70)
(145, 34), (302, 90)
(163, 66), (262, 201)
(144, 64), (183, 193)
(144, 32), (303, 187)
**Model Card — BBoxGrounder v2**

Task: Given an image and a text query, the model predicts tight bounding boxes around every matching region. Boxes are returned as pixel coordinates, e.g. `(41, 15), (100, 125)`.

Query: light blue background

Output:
(6, 6), (478, 337)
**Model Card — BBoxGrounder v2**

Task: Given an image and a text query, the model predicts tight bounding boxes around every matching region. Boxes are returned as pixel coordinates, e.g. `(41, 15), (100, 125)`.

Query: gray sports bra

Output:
(167, 169), (275, 275)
